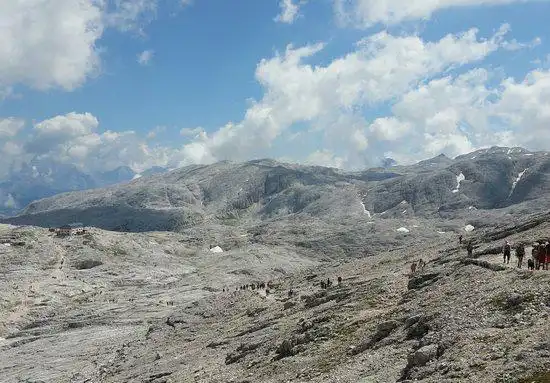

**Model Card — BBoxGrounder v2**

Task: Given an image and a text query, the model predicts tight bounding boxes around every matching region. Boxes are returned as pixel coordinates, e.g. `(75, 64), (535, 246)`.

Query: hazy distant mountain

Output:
(3, 147), (550, 232)
(92, 166), (136, 186)
(0, 160), (168, 216)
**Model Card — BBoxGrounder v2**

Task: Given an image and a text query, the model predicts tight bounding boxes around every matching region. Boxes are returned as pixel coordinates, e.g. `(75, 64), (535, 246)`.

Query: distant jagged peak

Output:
(417, 153), (452, 166)
(380, 158), (398, 169)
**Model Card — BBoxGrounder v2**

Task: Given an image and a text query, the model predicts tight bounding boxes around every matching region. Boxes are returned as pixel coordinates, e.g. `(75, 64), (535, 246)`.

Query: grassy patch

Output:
(518, 371), (550, 383)
(490, 291), (535, 313)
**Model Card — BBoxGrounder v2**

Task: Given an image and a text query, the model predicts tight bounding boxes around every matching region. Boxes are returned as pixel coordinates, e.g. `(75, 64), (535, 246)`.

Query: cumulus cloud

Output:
(0, 0), (104, 91)
(168, 25), (535, 169)
(1, 6), (548, 175)
(3, 61), (549, 176)
(333, 0), (550, 27)
(493, 70), (550, 149)
(0, 112), (173, 178)
(0, 1), (183, 93)
(0, 118), (25, 138)
(275, 0), (303, 24)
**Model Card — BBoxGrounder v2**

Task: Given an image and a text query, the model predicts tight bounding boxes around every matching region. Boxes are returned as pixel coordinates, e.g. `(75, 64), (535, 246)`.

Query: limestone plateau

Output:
(1, 146), (549, 382)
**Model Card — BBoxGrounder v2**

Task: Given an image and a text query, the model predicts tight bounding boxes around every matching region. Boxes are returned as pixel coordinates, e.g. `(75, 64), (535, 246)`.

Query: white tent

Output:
(209, 246), (224, 253)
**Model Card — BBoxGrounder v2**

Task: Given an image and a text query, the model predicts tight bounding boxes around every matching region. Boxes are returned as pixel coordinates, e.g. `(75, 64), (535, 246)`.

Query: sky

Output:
(1, 0), (550, 176)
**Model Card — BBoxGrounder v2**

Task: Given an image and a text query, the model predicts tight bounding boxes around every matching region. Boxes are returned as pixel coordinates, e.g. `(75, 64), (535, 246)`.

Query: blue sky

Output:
(1, 0), (550, 174)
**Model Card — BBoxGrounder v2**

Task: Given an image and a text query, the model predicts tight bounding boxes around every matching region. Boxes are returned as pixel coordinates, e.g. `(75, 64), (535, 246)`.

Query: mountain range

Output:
(2, 146), (550, 235)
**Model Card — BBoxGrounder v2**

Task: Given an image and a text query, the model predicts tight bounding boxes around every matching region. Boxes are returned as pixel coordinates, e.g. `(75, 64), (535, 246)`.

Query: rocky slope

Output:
(3, 147), (550, 233)
(1, 210), (549, 382)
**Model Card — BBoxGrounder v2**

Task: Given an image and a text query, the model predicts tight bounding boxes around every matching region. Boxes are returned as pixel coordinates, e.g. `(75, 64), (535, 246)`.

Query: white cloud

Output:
(0, 118), (25, 138)
(333, 0), (549, 27)
(170, 25), (524, 169)
(0, 0), (104, 91)
(146, 125), (165, 138)
(105, 0), (158, 32)
(492, 70), (550, 149)
(0, 1), (177, 93)
(275, 0), (303, 24)
(305, 150), (346, 168)
(0, 12), (548, 176)
(138, 50), (155, 65)
(180, 126), (205, 137)
(0, 112), (169, 175)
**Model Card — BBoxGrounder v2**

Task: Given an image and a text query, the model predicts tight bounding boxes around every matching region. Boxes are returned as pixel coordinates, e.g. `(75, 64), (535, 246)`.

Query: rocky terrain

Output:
(1, 147), (550, 382)
(1, 212), (549, 382)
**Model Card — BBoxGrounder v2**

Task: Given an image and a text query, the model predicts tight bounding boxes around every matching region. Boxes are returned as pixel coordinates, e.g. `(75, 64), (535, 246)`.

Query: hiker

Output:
(467, 241), (474, 258)
(418, 259), (426, 271)
(545, 242), (550, 270)
(410, 262), (417, 274)
(528, 257), (535, 271)
(327, 278), (332, 287)
(459, 235), (463, 244)
(503, 241), (511, 264)
(515, 242), (525, 268)
(337, 276), (342, 285)
(532, 244), (540, 269)
(538, 243), (547, 270)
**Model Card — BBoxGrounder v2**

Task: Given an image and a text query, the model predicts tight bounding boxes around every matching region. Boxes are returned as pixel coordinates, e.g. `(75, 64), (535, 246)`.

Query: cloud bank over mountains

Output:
(1, 0), (550, 176)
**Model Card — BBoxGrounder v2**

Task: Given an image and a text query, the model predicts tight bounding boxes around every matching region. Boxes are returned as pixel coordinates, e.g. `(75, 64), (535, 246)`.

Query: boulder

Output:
(408, 344), (439, 368)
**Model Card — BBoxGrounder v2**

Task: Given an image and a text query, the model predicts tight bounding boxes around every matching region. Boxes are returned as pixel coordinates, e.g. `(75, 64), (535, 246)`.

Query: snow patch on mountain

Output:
(359, 201), (371, 218)
(509, 169), (528, 197)
(452, 173), (466, 193)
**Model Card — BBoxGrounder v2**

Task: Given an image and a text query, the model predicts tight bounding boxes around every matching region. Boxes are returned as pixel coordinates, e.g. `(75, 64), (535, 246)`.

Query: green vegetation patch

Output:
(518, 371), (550, 383)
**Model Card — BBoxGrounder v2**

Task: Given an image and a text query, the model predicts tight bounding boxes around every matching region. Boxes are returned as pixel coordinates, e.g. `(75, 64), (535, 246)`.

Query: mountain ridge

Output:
(2, 146), (550, 233)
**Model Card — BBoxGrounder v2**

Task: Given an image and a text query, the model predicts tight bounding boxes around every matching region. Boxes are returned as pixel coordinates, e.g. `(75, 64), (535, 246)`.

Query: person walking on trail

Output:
(545, 241), (550, 270)
(410, 262), (417, 275)
(503, 241), (511, 264)
(467, 241), (474, 258)
(459, 235), (463, 244)
(515, 242), (525, 268)
(532, 244), (540, 270)
(538, 242), (547, 270)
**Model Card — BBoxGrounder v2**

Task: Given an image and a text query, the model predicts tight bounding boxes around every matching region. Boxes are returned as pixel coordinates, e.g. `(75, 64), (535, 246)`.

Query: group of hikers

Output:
(223, 281), (273, 293)
(222, 275), (345, 297)
(502, 240), (550, 270)
(459, 233), (550, 270)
